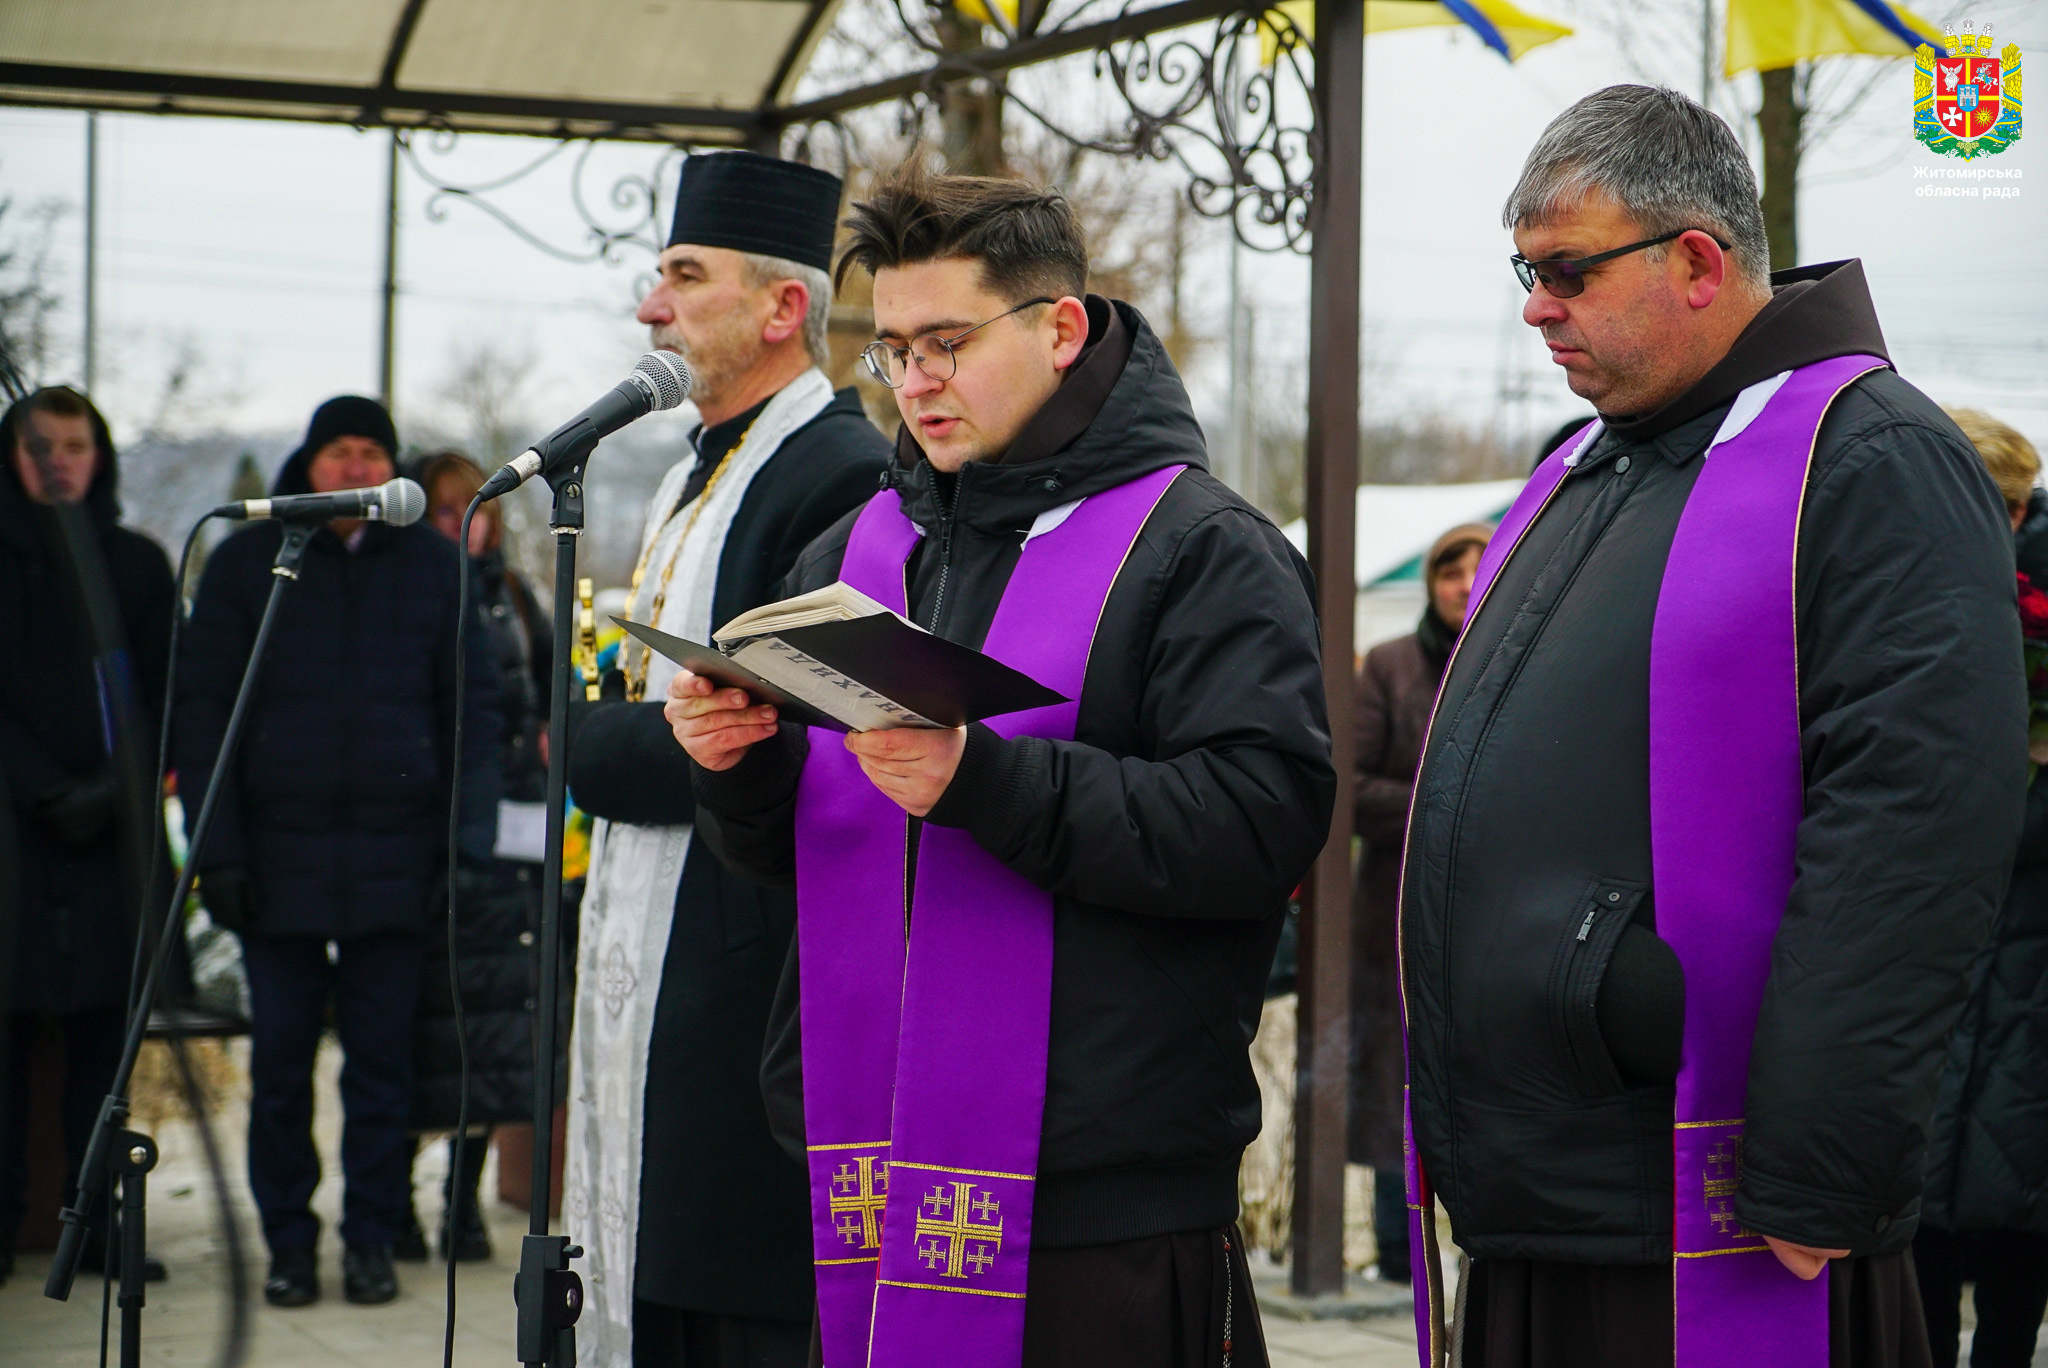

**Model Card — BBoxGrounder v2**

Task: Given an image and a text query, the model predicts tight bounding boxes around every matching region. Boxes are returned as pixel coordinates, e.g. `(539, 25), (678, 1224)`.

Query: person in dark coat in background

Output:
(0, 387), (174, 1285)
(393, 450), (554, 1265)
(561, 151), (892, 1368)
(1917, 410), (2048, 1368)
(174, 396), (499, 1309)
(1349, 521), (1490, 1285)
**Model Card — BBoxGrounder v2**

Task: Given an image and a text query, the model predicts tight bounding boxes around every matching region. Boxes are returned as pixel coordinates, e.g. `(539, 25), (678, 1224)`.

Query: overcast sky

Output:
(1, 0), (2041, 478)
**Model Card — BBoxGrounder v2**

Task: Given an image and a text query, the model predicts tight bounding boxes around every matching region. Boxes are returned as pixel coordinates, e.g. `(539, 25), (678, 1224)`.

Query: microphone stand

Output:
(512, 439), (596, 1368)
(45, 521), (316, 1368)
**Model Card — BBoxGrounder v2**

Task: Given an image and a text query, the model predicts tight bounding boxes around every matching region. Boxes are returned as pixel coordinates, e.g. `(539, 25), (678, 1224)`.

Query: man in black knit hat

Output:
(563, 151), (890, 1368)
(176, 394), (500, 1309)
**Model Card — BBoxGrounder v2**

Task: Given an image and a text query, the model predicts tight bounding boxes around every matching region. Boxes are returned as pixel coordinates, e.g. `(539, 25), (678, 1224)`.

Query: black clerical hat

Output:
(666, 151), (842, 273)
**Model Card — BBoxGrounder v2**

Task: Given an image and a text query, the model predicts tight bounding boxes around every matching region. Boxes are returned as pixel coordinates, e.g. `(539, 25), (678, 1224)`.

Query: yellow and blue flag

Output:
(955, 0), (1021, 29)
(1263, 0), (1571, 67)
(1725, 0), (1946, 75)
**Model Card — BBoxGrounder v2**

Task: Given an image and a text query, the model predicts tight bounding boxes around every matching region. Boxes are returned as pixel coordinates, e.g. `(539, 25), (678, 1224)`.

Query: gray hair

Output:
(741, 251), (833, 368)
(1503, 85), (1772, 291)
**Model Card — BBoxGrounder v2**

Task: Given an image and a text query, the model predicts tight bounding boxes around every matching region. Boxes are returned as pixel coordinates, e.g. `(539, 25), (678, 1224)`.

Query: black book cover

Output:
(613, 616), (1066, 732)
(611, 618), (839, 730)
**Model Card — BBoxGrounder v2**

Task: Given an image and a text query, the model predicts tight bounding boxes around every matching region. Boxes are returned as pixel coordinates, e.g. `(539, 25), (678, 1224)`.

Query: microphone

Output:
(478, 351), (693, 502)
(214, 477), (426, 526)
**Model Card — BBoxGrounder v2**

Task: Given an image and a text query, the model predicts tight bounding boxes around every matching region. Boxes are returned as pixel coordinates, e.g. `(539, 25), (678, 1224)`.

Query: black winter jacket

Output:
(0, 432), (175, 1015)
(174, 452), (500, 941)
(1921, 759), (2048, 1235)
(691, 299), (1336, 1248)
(2015, 487), (2048, 587)
(1402, 260), (2026, 1264)
(413, 551), (553, 1130)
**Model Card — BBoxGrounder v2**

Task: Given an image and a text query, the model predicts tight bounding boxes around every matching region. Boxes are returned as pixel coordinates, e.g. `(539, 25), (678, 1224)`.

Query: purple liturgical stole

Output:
(795, 463), (1185, 1368)
(1402, 354), (1889, 1367)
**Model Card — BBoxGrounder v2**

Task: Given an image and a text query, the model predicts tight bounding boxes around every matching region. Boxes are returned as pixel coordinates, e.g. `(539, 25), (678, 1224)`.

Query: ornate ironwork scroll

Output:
(385, 3), (1317, 259)
(397, 127), (685, 264)
(1066, 5), (1314, 251)
(785, 0), (1318, 253)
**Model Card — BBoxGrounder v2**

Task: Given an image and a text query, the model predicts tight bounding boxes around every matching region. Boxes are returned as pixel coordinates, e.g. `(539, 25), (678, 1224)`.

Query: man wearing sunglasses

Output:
(669, 164), (1333, 1366)
(1400, 85), (2023, 1367)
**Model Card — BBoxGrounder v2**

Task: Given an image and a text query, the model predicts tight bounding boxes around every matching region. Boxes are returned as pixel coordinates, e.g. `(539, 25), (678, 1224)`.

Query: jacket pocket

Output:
(1545, 877), (1646, 1099)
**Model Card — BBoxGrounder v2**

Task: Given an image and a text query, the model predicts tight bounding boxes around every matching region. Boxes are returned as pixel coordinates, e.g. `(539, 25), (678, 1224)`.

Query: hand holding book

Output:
(620, 580), (1065, 735)
(664, 672), (782, 772)
(649, 582), (1062, 804)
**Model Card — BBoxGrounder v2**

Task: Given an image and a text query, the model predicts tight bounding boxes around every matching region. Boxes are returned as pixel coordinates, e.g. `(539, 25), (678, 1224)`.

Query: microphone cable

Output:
(123, 516), (207, 1012)
(440, 496), (485, 1368)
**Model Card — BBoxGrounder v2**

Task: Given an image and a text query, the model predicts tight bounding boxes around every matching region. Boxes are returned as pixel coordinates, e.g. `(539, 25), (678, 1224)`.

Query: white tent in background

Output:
(1283, 479), (1526, 653)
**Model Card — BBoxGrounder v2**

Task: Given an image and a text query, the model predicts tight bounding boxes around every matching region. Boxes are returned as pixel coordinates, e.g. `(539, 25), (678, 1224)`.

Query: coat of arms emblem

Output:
(1917, 22), (2022, 159)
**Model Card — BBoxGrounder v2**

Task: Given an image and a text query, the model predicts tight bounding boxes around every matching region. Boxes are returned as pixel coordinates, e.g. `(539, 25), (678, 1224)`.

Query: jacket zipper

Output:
(1576, 905), (1599, 941)
(925, 470), (961, 633)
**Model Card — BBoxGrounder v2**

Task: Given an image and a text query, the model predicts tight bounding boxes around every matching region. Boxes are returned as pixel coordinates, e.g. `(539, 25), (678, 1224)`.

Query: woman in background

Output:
(1349, 522), (1492, 1284)
(402, 451), (551, 1262)
(1917, 410), (2048, 1368)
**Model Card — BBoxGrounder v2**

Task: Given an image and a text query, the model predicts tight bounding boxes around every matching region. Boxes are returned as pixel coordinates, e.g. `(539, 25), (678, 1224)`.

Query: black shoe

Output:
(440, 1196), (492, 1263)
(342, 1244), (398, 1305)
(264, 1249), (319, 1307)
(391, 1210), (428, 1263)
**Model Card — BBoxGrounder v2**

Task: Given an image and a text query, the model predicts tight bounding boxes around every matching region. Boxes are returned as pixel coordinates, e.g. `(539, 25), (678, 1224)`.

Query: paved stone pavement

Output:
(4, 1040), (2034, 1366)
(1262, 1307), (1419, 1365)
(0, 1041), (1410, 1368)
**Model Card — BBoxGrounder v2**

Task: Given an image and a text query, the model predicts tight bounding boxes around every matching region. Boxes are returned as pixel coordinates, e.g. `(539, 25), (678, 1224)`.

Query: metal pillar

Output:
(83, 111), (98, 394)
(1290, 0), (1362, 1300)
(378, 129), (399, 409)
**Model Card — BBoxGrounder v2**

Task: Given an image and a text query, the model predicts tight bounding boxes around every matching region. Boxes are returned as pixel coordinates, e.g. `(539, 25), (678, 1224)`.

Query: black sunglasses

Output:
(1511, 228), (1731, 299)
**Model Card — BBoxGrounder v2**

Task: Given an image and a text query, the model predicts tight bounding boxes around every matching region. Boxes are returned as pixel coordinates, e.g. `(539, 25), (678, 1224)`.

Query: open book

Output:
(615, 581), (1065, 733)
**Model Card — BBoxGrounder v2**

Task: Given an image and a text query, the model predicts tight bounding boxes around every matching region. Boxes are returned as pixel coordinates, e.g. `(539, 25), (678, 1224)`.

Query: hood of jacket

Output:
(1605, 258), (1891, 443)
(0, 403), (123, 554)
(886, 296), (1210, 535)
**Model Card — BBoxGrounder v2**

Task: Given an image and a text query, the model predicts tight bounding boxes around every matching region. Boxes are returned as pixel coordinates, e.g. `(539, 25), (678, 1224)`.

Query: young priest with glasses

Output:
(668, 166), (1335, 1368)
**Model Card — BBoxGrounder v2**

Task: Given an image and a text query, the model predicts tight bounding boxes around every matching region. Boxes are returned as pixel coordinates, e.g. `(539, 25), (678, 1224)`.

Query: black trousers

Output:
(802, 1225), (1266, 1368)
(243, 932), (422, 1253)
(1460, 1250), (1931, 1368)
(1374, 1167), (1411, 1282)
(406, 1129), (492, 1223)
(1915, 1224), (2048, 1368)
(635, 1300), (809, 1368)
(0, 1008), (125, 1254)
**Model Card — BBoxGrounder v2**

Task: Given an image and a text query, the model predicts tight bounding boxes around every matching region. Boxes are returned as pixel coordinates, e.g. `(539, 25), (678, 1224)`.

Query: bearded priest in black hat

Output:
(564, 150), (891, 1368)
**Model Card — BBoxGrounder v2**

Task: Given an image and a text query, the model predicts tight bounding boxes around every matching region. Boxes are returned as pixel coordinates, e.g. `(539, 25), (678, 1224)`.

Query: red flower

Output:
(2019, 573), (2048, 640)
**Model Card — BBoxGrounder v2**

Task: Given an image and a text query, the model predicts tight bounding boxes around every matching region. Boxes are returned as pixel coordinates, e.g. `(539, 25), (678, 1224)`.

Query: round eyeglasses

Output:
(860, 297), (1056, 388)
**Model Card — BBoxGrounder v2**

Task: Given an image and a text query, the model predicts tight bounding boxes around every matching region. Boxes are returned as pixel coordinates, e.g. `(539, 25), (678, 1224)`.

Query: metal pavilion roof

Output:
(0, 0), (843, 143)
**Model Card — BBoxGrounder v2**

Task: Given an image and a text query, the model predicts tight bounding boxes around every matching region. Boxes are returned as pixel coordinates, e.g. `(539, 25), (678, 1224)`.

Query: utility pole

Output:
(378, 129), (399, 411)
(1700, 0), (1714, 103)
(1292, 0), (1361, 1302)
(83, 112), (98, 394)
